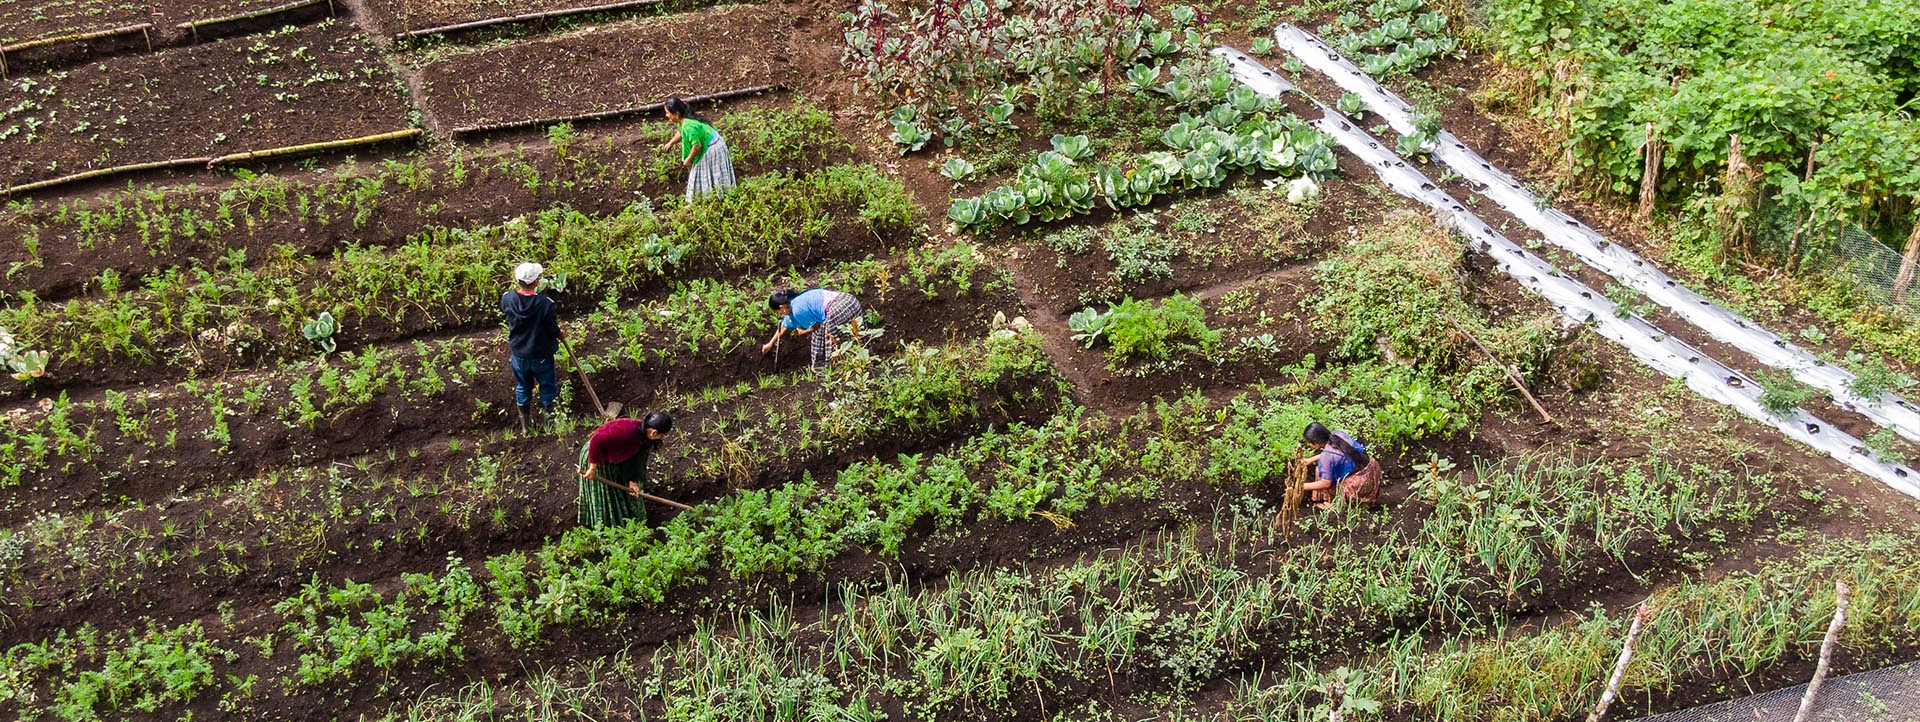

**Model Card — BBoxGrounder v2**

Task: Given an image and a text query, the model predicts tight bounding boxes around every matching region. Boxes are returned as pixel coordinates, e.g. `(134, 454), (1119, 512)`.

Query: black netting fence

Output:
(1628, 661), (1920, 722)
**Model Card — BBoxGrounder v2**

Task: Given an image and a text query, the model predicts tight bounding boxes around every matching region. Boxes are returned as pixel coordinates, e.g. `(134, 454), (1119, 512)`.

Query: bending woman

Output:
(660, 97), (736, 202)
(1299, 421), (1381, 508)
(576, 412), (674, 528)
(761, 288), (864, 368)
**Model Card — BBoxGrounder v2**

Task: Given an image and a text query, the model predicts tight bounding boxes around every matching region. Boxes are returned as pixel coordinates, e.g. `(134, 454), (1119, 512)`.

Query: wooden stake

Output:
(396, 0), (667, 40)
(447, 85), (779, 137)
(1635, 122), (1661, 220)
(1787, 142), (1818, 271)
(1792, 581), (1852, 722)
(1894, 214), (1920, 304)
(1449, 317), (1554, 423)
(1586, 604), (1651, 722)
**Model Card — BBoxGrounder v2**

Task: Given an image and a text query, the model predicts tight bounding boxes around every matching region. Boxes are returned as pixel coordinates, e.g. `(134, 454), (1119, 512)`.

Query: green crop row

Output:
(947, 83), (1338, 228)
(371, 436), (1792, 721)
(1230, 534), (1920, 721)
(0, 241), (987, 495)
(1, 105), (846, 281)
(1, 163), (914, 379)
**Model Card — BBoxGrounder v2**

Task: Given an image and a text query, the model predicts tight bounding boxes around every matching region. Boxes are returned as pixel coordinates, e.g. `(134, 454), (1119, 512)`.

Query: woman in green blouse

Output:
(575, 412), (674, 528)
(660, 97), (736, 201)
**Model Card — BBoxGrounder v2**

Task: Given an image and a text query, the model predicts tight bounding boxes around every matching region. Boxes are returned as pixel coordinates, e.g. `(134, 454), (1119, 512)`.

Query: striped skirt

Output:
(685, 134), (737, 202)
(811, 292), (864, 368)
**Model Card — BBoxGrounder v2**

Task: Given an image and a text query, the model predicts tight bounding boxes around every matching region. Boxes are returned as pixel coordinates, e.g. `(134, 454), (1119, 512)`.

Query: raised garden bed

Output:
(412, 3), (790, 130)
(0, 19), (412, 187)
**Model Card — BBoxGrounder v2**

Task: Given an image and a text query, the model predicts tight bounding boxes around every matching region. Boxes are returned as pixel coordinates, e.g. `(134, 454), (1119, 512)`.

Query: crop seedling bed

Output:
(0, 0), (301, 47)
(360, 0), (695, 36)
(0, 102), (848, 304)
(412, 4), (791, 130)
(0, 19), (411, 187)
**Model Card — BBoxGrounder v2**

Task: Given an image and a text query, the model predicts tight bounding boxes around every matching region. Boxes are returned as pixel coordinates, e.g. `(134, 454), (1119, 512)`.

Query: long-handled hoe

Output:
(579, 468), (694, 511)
(559, 334), (622, 419)
(560, 335), (694, 511)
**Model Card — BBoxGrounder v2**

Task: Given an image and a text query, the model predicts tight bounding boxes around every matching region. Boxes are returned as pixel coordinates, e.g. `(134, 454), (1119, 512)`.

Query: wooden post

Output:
(1791, 581), (1851, 722)
(1895, 215), (1920, 304)
(1787, 142), (1818, 271)
(1715, 134), (1759, 263)
(1635, 122), (1661, 220)
(1586, 604), (1651, 722)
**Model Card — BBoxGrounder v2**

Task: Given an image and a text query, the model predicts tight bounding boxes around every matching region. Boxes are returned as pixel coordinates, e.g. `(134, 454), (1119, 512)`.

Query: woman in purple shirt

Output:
(1299, 421), (1381, 508)
(760, 287), (864, 368)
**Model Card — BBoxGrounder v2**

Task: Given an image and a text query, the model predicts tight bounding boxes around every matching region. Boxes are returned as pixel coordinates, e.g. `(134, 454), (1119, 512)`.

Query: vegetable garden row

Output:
(6, 0), (1920, 719)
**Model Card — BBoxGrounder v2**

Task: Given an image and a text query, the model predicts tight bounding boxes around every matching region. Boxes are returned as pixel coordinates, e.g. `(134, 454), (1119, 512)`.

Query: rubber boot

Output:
(516, 402), (533, 432)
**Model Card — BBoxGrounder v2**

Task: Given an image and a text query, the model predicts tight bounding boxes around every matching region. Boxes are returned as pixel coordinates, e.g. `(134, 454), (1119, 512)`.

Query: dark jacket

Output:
(501, 291), (560, 359)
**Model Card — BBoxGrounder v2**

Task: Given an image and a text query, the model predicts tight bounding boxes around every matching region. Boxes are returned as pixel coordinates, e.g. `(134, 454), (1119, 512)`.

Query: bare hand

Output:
(761, 342), (774, 355)
(578, 462), (597, 480)
(627, 482), (641, 498)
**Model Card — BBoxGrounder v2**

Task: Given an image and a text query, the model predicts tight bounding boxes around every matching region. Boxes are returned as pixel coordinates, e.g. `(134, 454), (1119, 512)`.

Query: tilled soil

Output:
(0, 19), (413, 187)
(413, 3), (792, 130)
(0, 0), (298, 46)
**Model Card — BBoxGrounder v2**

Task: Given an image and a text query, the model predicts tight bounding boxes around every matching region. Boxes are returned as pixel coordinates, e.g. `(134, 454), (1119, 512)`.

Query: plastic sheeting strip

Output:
(1267, 24), (1920, 444)
(1210, 47), (1920, 498)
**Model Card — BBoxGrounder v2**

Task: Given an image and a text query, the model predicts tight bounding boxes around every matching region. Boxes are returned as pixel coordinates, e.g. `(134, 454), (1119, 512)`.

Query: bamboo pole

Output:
(1586, 604), (1651, 722)
(2, 156), (212, 196)
(177, 0), (336, 43)
(447, 85), (778, 137)
(1, 23), (155, 78)
(0, 23), (155, 54)
(1792, 581), (1852, 722)
(208, 127), (423, 166)
(396, 0), (666, 40)
(3, 127), (421, 197)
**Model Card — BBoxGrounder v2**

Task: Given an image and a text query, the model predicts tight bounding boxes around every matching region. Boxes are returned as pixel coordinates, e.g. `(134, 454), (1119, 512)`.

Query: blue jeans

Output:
(510, 356), (557, 408)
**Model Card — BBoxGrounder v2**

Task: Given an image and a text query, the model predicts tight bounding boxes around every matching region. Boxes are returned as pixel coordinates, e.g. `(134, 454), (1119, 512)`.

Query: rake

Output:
(559, 334), (622, 419)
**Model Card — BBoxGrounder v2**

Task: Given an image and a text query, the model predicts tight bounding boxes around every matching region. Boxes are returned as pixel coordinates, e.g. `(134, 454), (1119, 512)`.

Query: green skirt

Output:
(577, 442), (648, 528)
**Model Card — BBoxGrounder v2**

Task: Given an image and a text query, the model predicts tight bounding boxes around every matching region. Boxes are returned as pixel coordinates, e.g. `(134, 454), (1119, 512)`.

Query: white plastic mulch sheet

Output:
(1266, 24), (1920, 445)
(1209, 46), (1920, 498)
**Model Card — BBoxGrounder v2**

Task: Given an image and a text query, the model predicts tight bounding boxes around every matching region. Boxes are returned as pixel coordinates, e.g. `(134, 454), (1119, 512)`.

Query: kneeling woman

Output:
(761, 288), (864, 368)
(576, 412), (674, 528)
(1300, 421), (1381, 508)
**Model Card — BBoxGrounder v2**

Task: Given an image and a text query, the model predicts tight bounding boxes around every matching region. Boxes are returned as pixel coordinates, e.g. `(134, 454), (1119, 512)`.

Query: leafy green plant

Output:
(1071, 294), (1219, 361)
(1369, 369), (1466, 448)
(1755, 370), (1816, 416)
(0, 326), (50, 380)
(939, 156), (977, 181)
(1845, 353), (1914, 399)
(301, 312), (338, 354)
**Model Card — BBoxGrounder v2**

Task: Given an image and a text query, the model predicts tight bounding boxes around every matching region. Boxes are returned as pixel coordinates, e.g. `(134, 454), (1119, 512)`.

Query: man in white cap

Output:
(501, 262), (562, 430)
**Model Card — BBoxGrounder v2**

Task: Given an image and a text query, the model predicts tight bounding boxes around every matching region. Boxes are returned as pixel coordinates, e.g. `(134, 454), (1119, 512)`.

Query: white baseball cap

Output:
(513, 262), (544, 285)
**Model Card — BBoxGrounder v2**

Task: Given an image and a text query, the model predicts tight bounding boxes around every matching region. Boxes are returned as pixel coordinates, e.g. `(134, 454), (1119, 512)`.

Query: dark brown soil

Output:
(413, 3), (792, 129)
(0, 0), (305, 47)
(0, 19), (413, 187)
(359, 0), (710, 35)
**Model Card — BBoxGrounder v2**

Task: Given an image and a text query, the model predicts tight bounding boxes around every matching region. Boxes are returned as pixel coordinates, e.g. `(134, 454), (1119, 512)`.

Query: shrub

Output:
(1070, 294), (1219, 361)
(1755, 370), (1817, 416)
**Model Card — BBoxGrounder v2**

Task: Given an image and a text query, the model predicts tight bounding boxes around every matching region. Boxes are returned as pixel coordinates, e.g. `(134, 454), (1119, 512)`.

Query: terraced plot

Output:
(413, 3), (789, 130)
(0, 19), (411, 187)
